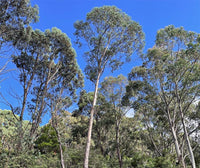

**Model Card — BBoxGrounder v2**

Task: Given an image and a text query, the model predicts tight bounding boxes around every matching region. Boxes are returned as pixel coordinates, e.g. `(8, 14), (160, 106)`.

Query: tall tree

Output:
(0, 0), (38, 152)
(28, 28), (83, 141)
(11, 27), (83, 152)
(125, 25), (200, 168)
(74, 6), (144, 167)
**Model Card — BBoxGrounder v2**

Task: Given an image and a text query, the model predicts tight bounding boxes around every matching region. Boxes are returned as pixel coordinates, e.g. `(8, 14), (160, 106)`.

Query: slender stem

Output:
(84, 72), (101, 168)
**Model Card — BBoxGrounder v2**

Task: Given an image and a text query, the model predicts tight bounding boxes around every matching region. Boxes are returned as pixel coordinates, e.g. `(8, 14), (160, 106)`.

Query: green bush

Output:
(34, 124), (60, 154)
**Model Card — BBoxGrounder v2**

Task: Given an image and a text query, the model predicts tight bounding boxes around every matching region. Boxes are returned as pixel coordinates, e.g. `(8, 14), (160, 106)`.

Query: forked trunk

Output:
(171, 126), (186, 168)
(176, 90), (196, 168)
(166, 107), (186, 167)
(180, 110), (196, 168)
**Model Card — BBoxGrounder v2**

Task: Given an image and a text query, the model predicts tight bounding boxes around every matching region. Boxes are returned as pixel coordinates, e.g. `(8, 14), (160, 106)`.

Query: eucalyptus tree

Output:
(150, 26), (200, 168)
(74, 6), (144, 167)
(11, 27), (83, 152)
(29, 28), (83, 142)
(123, 75), (177, 162)
(11, 27), (50, 151)
(125, 25), (200, 168)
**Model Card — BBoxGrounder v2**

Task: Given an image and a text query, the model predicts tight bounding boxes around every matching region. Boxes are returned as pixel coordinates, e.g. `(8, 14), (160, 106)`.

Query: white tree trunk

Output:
(84, 72), (101, 168)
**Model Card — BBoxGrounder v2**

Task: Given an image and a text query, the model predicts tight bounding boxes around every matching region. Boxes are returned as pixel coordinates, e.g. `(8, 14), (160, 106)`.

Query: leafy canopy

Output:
(74, 6), (145, 82)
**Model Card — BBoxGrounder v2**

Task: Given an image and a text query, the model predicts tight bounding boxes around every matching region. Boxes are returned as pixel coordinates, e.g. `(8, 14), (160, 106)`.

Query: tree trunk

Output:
(116, 123), (122, 168)
(57, 130), (65, 168)
(166, 107), (186, 168)
(17, 55), (39, 151)
(52, 123), (65, 168)
(29, 69), (50, 142)
(180, 109), (196, 168)
(176, 84), (196, 168)
(159, 81), (186, 167)
(171, 126), (186, 168)
(84, 72), (101, 168)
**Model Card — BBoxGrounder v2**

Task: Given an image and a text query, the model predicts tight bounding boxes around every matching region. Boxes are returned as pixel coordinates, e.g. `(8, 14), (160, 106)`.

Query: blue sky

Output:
(30, 0), (200, 88)
(0, 0), (200, 122)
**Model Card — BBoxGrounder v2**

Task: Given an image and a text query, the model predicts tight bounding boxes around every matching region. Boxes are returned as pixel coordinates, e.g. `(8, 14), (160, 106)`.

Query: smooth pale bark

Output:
(59, 139), (65, 168)
(84, 72), (101, 168)
(50, 86), (66, 168)
(166, 108), (186, 168)
(171, 126), (186, 168)
(181, 116), (196, 168)
(54, 127), (65, 168)
(179, 106), (196, 168)
(175, 82), (196, 168)
(160, 84), (186, 168)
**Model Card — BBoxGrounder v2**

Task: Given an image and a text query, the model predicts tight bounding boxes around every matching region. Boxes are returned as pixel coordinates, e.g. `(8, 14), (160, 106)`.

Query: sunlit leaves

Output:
(74, 6), (144, 82)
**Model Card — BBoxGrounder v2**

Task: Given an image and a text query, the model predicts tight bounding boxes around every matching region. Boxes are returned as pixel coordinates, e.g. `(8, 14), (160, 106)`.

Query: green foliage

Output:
(0, 0), (38, 25)
(0, 152), (60, 168)
(123, 152), (175, 168)
(100, 74), (127, 104)
(65, 148), (84, 167)
(35, 124), (59, 154)
(71, 116), (88, 143)
(33, 154), (60, 168)
(0, 110), (18, 152)
(153, 156), (176, 168)
(9, 26), (84, 152)
(0, 0), (39, 49)
(74, 5), (144, 82)
(1, 1), (200, 167)
(89, 150), (110, 168)
(125, 25), (200, 167)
